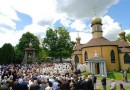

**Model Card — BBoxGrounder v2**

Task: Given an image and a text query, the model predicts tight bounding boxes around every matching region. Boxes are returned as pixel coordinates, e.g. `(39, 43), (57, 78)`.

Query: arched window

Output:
(124, 53), (130, 64)
(111, 50), (115, 63)
(75, 55), (79, 64)
(84, 51), (88, 61)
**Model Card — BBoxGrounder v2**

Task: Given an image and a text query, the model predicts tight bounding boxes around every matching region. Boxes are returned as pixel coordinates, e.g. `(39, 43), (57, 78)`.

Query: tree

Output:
(0, 43), (15, 64)
(0, 48), (2, 63)
(15, 32), (40, 63)
(126, 33), (130, 41)
(43, 27), (75, 62)
(116, 33), (130, 41)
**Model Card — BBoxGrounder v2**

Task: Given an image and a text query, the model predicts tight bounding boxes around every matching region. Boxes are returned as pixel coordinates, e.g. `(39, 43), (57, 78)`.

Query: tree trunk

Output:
(60, 56), (62, 63)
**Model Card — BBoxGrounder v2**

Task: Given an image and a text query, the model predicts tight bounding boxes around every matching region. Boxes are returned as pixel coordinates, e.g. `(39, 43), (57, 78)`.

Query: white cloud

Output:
(12, 0), (59, 26)
(0, 0), (19, 21)
(0, 0), (121, 47)
(56, 0), (119, 19)
(0, 28), (20, 47)
(102, 15), (121, 41)
(71, 20), (86, 31)
(0, 15), (16, 29)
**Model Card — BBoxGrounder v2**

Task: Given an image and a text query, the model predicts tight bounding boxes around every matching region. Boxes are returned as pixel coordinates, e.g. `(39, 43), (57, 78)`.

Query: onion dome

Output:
(119, 31), (126, 36)
(91, 16), (102, 26)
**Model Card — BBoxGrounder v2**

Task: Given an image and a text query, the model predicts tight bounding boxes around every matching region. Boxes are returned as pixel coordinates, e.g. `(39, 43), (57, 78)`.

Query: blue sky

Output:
(0, 0), (130, 47)
(108, 0), (130, 29)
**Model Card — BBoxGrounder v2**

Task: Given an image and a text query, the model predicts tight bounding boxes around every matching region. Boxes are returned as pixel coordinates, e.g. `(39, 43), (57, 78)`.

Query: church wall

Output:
(72, 54), (82, 64)
(93, 32), (103, 38)
(82, 46), (119, 71)
(101, 46), (119, 71)
(119, 53), (130, 71)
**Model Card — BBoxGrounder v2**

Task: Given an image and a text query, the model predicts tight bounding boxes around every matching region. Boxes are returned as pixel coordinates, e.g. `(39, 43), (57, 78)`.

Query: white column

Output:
(93, 63), (95, 74)
(100, 62), (103, 75)
(89, 62), (91, 73)
(91, 62), (93, 73)
(99, 63), (101, 75)
(102, 62), (104, 75)
(104, 62), (107, 77)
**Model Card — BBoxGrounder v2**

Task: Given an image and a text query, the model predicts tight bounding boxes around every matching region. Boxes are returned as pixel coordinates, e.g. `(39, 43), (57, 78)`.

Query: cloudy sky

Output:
(0, 0), (130, 47)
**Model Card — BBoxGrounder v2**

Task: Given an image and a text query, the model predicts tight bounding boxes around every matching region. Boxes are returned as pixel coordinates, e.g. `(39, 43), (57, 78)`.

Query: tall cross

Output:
(92, 6), (97, 16)
(119, 23), (122, 30)
(76, 30), (80, 38)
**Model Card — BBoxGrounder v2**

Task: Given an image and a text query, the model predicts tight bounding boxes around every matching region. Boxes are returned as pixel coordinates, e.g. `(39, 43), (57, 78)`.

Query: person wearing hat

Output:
(110, 79), (116, 90)
(101, 75), (106, 90)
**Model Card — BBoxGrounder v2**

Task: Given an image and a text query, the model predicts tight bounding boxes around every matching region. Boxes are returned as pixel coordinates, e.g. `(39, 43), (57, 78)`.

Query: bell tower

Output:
(76, 31), (81, 45)
(91, 16), (103, 38)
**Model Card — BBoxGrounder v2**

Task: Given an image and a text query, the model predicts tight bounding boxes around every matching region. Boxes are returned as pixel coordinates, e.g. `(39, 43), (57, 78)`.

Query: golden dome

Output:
(119, 31), (126, 36)
(91, 16), (102, 26)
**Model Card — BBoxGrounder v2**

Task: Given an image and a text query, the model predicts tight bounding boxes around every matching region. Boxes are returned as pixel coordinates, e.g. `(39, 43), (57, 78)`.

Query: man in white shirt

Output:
(110, 79), (116, 90)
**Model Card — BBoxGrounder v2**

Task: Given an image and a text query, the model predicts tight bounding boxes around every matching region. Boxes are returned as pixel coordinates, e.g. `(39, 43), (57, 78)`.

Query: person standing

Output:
(124, 70), (128, 82)
(101, 75), (106, 90)
(121, 70), (124, 81)
(110, 79), (116, 90)
(119, 83), (125, 90)
(92, 74), (97, 90)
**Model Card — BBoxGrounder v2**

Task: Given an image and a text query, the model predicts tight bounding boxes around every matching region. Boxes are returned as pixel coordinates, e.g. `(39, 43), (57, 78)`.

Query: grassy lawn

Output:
(96, 72), (130, 90)
(82, 71), (130, 89)
(82, 71), (130, 80)
(96, 86), (130, 90)
(107, 71), (130, 80)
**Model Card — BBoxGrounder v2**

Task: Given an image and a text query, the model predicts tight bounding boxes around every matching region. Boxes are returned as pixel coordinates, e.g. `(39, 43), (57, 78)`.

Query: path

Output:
(96, 80), (130, 87)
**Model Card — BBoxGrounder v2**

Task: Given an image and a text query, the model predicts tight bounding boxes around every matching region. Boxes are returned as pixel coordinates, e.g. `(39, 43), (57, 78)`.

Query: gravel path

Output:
(96, 80), (130, 87)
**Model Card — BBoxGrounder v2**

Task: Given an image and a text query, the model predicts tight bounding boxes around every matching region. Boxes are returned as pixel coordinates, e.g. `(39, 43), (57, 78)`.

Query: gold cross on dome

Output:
(119, 23), (122, 30)
(92, 6), (98, 16)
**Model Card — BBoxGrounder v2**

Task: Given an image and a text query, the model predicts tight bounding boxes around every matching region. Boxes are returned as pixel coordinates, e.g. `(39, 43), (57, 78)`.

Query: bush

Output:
(82, 71), (92, 78)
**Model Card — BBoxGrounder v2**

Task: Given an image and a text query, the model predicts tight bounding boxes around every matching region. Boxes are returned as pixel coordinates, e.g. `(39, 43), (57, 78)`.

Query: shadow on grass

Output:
(107, 72), (116, 79)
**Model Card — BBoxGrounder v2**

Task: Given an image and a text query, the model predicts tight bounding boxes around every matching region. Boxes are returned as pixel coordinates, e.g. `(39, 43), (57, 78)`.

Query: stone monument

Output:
(22, 41), (36, 64)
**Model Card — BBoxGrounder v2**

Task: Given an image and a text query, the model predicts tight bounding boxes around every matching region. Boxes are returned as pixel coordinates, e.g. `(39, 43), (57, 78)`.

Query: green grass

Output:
(82, 71), (130, 80)
(96, 72), (130, 90)
(107, 72), (130, 80)
(96, 85), (130, 90)
(82, 71), (130, 90)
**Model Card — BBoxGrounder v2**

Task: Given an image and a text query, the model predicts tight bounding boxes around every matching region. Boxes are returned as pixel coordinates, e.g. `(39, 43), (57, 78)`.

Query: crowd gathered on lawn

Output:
(0, 62), (127, 90)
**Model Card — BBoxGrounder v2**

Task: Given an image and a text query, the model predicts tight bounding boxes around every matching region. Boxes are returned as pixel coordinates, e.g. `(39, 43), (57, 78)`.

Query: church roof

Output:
(72, 50), (82, 55)
(24, 47), (36, 51)
(87, 56), (105, 62)
(112, 41), (130, 48)
(73, 44), (82, 51)
(81, 37), (116, 48)
(120, 47), (130, 53)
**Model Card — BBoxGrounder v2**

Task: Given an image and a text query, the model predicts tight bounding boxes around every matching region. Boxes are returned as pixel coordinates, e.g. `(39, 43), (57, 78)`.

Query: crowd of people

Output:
(0, 63), (95, 90)
(0, 63), (127, 90)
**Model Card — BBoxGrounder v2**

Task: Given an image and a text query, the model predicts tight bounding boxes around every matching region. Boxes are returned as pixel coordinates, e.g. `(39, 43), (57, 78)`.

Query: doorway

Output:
(95, 63), (100, 74)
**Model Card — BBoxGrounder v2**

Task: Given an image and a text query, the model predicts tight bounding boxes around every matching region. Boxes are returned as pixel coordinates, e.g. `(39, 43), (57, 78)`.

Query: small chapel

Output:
(72, 16), (130, 75)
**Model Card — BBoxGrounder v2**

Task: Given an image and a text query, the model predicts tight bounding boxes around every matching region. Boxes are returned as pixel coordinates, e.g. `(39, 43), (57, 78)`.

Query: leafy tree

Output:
(116, 33), (130, 41)
(0, 48), (2, 63)
(0, 43), (15, 64)
(43, 27), (75, 62)
(15, 32), (40, 63)
(126, 33), (130, 41)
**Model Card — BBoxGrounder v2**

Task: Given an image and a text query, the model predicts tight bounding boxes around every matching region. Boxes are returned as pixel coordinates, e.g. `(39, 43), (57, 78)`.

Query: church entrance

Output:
(87, 56), (107, 77)
(95, 63), (100, 74)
